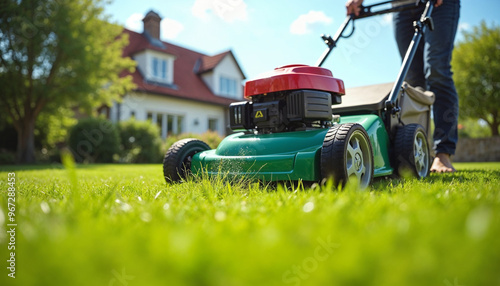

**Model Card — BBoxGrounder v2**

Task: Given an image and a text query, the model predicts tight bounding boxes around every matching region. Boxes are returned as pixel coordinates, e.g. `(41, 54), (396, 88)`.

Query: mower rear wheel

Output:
(321, 123), (374, 188)
(163, 139), (210, 183)
(393, 124), (430, 178)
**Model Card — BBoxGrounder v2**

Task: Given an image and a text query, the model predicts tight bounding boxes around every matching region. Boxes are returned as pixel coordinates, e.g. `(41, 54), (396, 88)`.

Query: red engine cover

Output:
(244, 64), (345, 98)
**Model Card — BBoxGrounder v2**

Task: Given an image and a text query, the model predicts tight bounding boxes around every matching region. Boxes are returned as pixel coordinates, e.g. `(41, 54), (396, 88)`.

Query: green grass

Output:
(1, 162), (499, 286)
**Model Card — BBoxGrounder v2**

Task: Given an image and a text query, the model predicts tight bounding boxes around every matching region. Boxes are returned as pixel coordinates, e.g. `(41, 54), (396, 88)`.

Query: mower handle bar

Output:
(316, 0), (435, 117)
(316, 0), (427, 67)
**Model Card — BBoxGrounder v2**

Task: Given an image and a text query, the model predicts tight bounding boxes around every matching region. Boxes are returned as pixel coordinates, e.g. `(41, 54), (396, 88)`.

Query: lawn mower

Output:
(163, 0), (437, 188)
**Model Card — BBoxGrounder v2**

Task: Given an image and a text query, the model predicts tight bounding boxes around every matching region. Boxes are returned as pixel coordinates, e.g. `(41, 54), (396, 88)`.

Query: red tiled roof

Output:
(121, 28), (243, 106)
(198, 52), (230, 73)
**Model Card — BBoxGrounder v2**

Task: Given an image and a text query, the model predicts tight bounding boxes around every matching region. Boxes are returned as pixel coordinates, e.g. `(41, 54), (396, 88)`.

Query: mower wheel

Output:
(321, 123), (374, 188)
(393, 124), (430, 178)
(163, 138), (210, 183)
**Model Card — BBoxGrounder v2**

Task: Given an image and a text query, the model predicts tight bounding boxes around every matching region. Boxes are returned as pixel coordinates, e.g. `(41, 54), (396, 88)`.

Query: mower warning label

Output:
(253, 109), (268, 122)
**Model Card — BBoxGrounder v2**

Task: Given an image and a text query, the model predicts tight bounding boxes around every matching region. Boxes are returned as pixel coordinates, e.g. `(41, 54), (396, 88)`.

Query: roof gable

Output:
(197, 50), (246, 79)
(121, 28), (244, 106)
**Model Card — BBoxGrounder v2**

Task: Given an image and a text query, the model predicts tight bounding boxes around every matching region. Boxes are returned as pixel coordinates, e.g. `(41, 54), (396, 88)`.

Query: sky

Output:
(104, 0), (500, 88)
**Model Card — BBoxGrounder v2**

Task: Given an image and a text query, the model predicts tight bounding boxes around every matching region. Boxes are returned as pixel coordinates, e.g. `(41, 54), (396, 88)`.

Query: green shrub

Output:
(118, 119), (163, 163)
(164, 131), (223, 151)
(68, 117), (120, 163)
(199, 130), (225, 149)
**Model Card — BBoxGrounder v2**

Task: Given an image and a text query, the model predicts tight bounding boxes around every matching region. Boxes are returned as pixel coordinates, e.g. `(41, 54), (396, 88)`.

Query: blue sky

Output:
(105, 0), (500, 88)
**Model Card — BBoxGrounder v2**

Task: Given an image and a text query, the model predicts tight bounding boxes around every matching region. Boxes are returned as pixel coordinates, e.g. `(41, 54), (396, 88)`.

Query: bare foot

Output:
(430, 153), (456, 173)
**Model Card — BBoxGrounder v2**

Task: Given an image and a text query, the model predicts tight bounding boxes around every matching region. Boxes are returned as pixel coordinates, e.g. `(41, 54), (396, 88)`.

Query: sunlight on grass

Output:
(0, 162), (499, 286)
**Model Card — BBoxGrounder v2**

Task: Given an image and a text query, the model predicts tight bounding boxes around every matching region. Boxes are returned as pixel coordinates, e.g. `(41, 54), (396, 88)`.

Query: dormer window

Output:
(152, 57), (168, 80)
(219, 76), (238, 98)
(133, 50), (175, 85)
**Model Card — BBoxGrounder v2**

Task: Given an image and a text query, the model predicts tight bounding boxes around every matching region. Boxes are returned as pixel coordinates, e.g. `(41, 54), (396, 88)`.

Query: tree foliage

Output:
(35, 106), (76, 149)
(452, 21), (500, 136)
(0, 0), (136, 162)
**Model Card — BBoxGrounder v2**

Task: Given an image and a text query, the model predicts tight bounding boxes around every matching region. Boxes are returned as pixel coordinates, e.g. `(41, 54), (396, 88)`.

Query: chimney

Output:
(143, 10), (161, 40)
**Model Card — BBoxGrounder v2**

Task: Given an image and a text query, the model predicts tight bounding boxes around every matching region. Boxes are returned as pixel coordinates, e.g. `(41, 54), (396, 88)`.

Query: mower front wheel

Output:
(163, 139), (210, 183)
(321, 123), (374, 188)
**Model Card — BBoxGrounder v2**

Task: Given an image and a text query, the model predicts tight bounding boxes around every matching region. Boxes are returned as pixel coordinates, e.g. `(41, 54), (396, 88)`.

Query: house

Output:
(110, 10), (246, 138)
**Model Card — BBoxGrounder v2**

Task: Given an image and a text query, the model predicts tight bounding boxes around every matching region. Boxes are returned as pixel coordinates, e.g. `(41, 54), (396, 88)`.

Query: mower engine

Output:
(229, 65), (346, 133)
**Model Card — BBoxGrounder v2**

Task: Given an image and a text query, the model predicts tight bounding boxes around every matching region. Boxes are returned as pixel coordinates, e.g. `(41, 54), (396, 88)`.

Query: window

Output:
(148, 112), (184, 138)
(161, 59), (167, 79)
(156, 114), (163, 133)
(166, 114), (184, 136)
(177, 116), (184, 135)
(165, 114), (184, 136)
(152, 58), (159, 77)
(152, 57), (168, 81)
(167, 115), (174, 136)
(219, 76), (238, 98)
(208, 118), (218, 131)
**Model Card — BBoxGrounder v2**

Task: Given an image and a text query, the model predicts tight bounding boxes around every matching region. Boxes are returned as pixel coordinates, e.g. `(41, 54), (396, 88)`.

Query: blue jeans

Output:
(393, 0), (460, 155)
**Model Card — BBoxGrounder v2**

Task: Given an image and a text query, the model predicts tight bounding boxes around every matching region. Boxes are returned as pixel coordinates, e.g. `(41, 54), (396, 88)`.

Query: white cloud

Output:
(290, 11), (333, 35)
(192, 0), (248, 23)
(125, 13), (184, 40)
(192, 0), (212, 20)
(161, 18), (184, 39)
(458, 22), (471, 32)
(125, 13), (143, 32)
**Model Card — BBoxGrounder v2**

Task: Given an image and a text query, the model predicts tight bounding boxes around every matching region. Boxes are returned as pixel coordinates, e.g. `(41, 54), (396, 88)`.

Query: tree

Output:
(452, 21), (500, 136)
(0, 0), (135, 163)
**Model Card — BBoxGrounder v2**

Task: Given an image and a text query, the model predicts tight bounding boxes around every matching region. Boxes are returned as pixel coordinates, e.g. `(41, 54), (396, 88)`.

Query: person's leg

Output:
(393, 6), (426, 88)
(423, 0), (460, 172)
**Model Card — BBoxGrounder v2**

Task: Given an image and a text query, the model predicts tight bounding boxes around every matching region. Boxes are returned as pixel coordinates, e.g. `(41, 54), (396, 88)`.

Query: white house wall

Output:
(113, 92), (227, 138)
(201, 70), (215, 92)
(133, 51), (148, 77)
(213, 55), (244, 99)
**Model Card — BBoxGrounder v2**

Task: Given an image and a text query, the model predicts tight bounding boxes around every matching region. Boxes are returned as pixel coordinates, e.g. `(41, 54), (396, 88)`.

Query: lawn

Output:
(0, 161), (499, 286)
